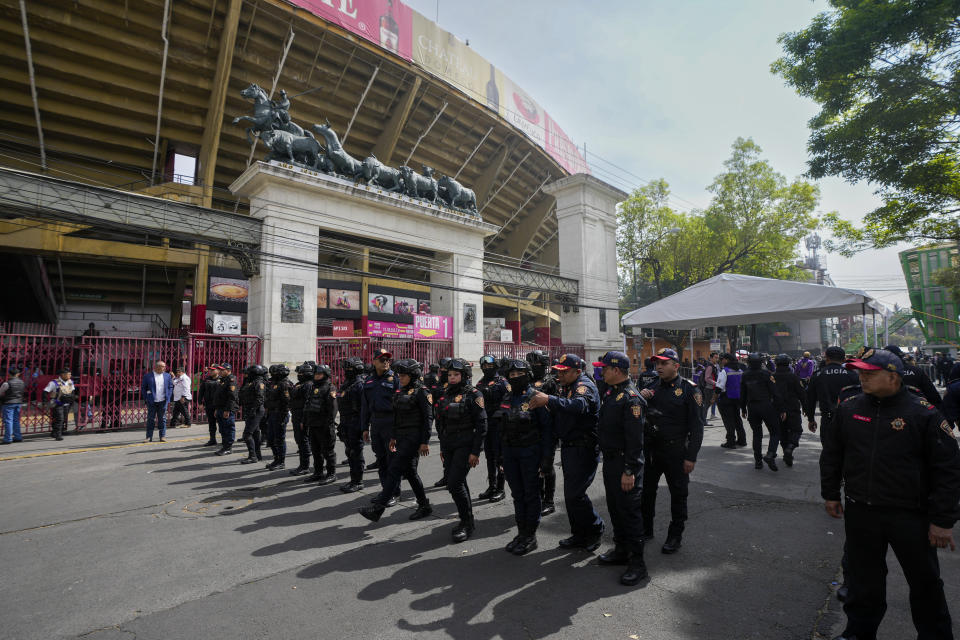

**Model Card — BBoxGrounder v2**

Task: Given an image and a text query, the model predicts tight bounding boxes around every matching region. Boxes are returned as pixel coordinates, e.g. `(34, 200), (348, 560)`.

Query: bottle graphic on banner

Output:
(379, 0), (399, 53)
(485, 63), (499, 112)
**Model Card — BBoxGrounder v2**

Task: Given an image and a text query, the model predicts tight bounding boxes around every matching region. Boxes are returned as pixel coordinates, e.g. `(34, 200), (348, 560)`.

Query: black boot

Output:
(661, 521), (684, 554)
(214, 445), (232, 456)
(318, 457), (337, 485)
(488, 474), (505, 502)
(783, 445), (794, 467)
(289, 450), (311, 475)
(451, 515), (475, 543)
(203, 439), (217, 446)
(512, 525), (538, 556)
(640, 526), (654, 542)
(763, 455), (779, 472)
(598, 545), (630, 565)
(409, 501), (433, 520)
(540, 473), (556, 515)
(340, 481), (364, 493)
(620, 547), (648, 585)
(359, 504), (385, 522)
(754, 457), (763, 470)
(478, 477), (498, 500)
(433, 476), (447, 488)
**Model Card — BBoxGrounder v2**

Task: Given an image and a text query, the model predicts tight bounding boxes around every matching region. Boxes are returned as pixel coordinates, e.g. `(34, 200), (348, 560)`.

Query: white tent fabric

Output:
(621, 273), (885, 330)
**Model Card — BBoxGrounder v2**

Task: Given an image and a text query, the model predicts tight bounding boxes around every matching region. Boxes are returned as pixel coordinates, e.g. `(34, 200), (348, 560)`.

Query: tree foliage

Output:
(773, 0), (960, 253)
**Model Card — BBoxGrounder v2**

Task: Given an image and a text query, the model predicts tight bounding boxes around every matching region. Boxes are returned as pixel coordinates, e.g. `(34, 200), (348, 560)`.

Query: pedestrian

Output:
(361, 349), (399, 501)
(528, 353), (605, 552)
(197, 365), (221, 446)
(0, 366), (25, 444)
(436, 357), (487, 542)
(169, 365), (192, 428)
(494, 359), (553, 556)
(700, 352), (720, 421)
(740, 352), (784, 471)
(213, 363), (238, 456)
(81, 322), (100, 337)
(527, 349), (559, 516)
(476, 354), (509, 503)
(237, 364), (266, 464)
(594, 351), (648, 586)
(288, 362), (314, 476)
(886, 345), (943, 408)
(804, 346), (859, 434)
(638, 357), (658, 388)
(773, 354), (805, 467)
(638, 348), (703, 554)
(140, 360), (172, 443)
(304, 364), (338, 485)
(263, 364), (292, 468)
(360, 358), (433, 522)
(794, 351), (815, 389)
(716, 353), (747, 448)
(821, 347), (960, 640)
(337, 356), (367, 492)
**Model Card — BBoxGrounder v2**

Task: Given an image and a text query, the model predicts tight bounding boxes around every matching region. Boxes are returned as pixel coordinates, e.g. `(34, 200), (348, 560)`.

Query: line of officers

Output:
(196, 347), (704, 587)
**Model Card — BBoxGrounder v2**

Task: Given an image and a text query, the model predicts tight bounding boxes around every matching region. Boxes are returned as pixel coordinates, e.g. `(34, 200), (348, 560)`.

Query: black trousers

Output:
(50, 404), (70, 438)
(640, 436), (688, 537)
(717, 398), (746, 444)
(169, 398), (191, 426)
(377, 431), (427, 505)
(842, 500), (953, 639)
(306, 415), (336, 475)
(779, 410), (802, 452)
(441, 439), (474, 522)
(540, 442), (557, 503)
(371, 428), (396, 493)
(503, 443), (542, 532)
(205, 406), (218, 442)
(560, 443), (604, 538)
(290, 409), (310, 468)
(603, 452), (644, 552)
(339, 422), (365, 483)
(483, 418), (503, 487)
(746, 402), (780, 460)
(241, 405), (263, 459)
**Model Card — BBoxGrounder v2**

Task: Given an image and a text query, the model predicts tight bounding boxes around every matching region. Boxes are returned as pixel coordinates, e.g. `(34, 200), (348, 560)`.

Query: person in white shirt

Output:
(170, 365), (192, 428)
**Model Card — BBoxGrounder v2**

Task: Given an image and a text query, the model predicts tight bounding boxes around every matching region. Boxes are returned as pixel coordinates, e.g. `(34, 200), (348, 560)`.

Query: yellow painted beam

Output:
(483, 294), (559, 322)
(366, 276), (430, 294)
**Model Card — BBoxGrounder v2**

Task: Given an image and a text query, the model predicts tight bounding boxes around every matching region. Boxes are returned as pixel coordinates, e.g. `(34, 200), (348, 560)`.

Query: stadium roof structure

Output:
(621, 273), (886, 330)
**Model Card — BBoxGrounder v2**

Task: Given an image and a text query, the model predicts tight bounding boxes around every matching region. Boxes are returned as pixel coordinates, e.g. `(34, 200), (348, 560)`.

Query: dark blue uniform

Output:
(361, 369), (398, 491)
(740, 367), (783, 465)
(476, 372), (509, 496)
(338, 374), (366, 487)
(288, 377), (311, 473)
(264, 377), (293, 466)
(598, 380), (646, 554)
(214, 374), (239, 449)
(375, 382), (432, 507)
(238, 375), (265, 462)
(437, 382), (488, 532)
(547, 374), (605, 544)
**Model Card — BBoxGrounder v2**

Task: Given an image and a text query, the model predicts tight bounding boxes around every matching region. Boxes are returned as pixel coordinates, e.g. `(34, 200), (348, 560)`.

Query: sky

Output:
(403, 0), (912, 310)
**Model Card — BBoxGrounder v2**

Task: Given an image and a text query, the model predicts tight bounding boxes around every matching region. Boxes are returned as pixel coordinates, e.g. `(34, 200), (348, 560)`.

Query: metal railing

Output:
(316, 337), (454, 385)
(481, 342), (586, 361)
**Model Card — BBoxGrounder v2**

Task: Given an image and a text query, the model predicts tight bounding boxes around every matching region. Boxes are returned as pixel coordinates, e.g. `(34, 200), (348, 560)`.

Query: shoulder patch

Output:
(576, 385), (588, 395)
(476, 396), (484, 408)
(616, 392), (624, 401)
(387, 376), (394, 382)
(631, 405), (642, 418)
(941, 420), (955, 437)
(258, 383), (264, 390)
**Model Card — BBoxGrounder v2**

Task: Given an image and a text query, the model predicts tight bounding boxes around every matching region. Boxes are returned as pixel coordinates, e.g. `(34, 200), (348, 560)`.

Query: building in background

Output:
(900, 244), (960, 353)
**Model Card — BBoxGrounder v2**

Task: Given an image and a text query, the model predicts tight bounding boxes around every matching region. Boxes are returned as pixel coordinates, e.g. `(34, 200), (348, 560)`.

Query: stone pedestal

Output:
(231, 162), (499, 367)
(543, 174), (626, 364)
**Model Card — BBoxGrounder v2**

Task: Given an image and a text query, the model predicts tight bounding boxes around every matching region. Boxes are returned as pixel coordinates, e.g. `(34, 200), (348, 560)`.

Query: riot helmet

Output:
(774, 353), (791, 367)
(505, 358), (532, 393)
(393, 358), (422, 379)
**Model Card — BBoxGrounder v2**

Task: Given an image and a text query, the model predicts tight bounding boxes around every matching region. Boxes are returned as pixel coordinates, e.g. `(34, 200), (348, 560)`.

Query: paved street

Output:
(1, 417), (956, 639)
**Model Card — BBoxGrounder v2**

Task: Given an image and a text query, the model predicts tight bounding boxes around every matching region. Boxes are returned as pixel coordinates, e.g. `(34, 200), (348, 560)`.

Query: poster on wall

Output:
(366, 320), (415, 339)
(330, 289), (360, 311)
(394, 296), (417, 315)
(212, 314), (242, 335)
(463, 303), (477, 333)
(332, 320), (354, 337)
(369, 293), (394, 314)
(418, 299), (431, 314)
(414, 314), (452, 340)
(317, 288), (328, 309)
(209, 277), (249, 303)
(483, 317), (505, 341)
(280, 284), (304, 323)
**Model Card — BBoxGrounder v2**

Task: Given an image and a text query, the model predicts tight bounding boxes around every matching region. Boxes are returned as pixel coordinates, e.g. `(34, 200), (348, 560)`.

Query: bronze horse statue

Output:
(233, 84), (305, 144)
(312, 123), (363, 177)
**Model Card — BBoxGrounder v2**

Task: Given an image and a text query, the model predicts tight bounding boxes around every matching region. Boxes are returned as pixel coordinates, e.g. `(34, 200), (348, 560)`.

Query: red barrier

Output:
(0, 334), (75, 434)
(316, 338), (454, 384)
(481, 342), (585, 362)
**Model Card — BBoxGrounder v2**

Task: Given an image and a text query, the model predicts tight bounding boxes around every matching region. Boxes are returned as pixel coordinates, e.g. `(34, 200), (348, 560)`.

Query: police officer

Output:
(198, 365), (222, 446)
(805, 346), (859, 433)
(361, 349), (399, 503)
(264, 364), (293, 470)
(527, 350), (559, 516)
(304, 364), (337, 485)
(360, 358), (433, 522)
(740, 352), (784, 471)
(423, 363), (440, 395)
(44, 367), (76, 441)
(431, 356), (453, 488)
(638, 348), (703, 554)
(496, 359), (552, 556)
(213, 363), (238, 456)
(944, 362), (960, 428)
(594, 351), (648, 585)
(529, 353), (605, 551)
(773, 353), (805, 467)
(716, 353), (747, 447)
(822, 348), (960, 640)
(637, 358), (658, 388)
(476, 354), (509, 502)
(288, 362), (314, 476)
(338, 357), (367, 492)
(885, 344), (943, 408)
(238, 365), (266, 464)
(436, 358), (487, 542)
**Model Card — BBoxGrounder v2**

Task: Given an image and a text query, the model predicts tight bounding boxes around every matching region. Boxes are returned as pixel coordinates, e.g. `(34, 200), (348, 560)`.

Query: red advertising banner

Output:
(544, 111), (590, 175)
(365, 319), (415, 339)
(332, 320), (355, 337)
(414, 314), (453, 340)
(287, 0), (412, 61)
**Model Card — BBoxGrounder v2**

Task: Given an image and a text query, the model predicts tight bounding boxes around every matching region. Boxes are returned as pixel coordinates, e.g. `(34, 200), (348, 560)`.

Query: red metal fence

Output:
(0, 333), (261, 437)
(316, 337), (454, 384)
(482, 342), (586, 362)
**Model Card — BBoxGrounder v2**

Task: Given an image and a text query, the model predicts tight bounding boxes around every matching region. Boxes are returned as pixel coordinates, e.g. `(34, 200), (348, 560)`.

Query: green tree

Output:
(773, 0), (960, 253)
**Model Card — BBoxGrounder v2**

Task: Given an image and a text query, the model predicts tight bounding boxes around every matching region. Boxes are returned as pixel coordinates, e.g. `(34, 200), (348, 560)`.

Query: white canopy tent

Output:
(621, 273), (888, 352)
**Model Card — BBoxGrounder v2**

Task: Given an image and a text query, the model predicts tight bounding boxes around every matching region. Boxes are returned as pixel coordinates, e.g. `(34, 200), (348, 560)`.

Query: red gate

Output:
(316, 338), (454, 384)
(0, 334), (75, 434)
(481, 342), (586, 362)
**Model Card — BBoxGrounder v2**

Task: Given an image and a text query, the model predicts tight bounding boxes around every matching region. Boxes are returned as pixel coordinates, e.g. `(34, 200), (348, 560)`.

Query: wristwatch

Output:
(623, 469), (635, 477)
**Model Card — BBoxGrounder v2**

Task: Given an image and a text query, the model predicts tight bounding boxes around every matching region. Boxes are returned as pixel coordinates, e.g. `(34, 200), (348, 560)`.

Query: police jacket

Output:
(0, 376), (24, 405)
(820, 387), (960, 527)
(902, 363), (943, 408)
(337, 376), (364, 430)
(642, 374), (704, 462)
(264, 377), (293, 412)
(361, 369), (398, 431)
(304, 378), (337, 425)
(944, 380), (960, 426)
(391, 382), (432, 445)
(238, 376), (266, 412)
(741, 368), (784, 412)
(476, 373), (508, 419)
(436, 383), (487, 455)
(214, 375), (239, 412)
(546, 374), (599, 446)
(198, 377), (220, 406)
(289, 380), (309, 411)
(598, 380), (645, 476)
(773, 366), (804, 414)
(638, 369), (658, 389)
(494, 385), (552, 451)
(805, 362), (859, 419)
(532, 372), (558, 395)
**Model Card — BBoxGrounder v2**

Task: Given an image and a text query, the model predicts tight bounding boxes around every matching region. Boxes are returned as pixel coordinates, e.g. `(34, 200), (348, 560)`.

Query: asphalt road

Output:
(1, 415), (957, 639)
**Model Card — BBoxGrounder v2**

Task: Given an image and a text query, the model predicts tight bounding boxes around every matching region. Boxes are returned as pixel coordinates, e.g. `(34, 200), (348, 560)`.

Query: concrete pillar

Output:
(534, 314), (550, 345)
(543, 174), (625, 364)
(430, 251), (485, 363)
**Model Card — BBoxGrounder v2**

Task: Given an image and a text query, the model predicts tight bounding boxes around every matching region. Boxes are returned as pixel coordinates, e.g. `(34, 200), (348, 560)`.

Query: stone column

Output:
(430, 251), (485, 364)
(543, 174), (626, 364)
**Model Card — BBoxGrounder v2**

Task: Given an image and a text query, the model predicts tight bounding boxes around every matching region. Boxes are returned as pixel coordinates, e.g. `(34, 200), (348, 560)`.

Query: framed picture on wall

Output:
(317, 288), (328, 309)
(394, 296), (417, 315)
(369, 293), (393, 314)
(463, 303), (477, 333)
(330, 289), (360, 311)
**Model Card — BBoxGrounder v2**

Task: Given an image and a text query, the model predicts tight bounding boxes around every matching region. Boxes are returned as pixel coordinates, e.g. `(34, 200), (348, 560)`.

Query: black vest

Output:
(3, 377), (24, 404)
(394, 386), (422, 432)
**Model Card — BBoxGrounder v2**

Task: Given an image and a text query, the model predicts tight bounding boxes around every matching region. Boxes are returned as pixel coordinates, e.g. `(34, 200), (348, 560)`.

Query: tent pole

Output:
(651, 335), (656, 360)
(872, 309), (878, 346)
(690, 331), (694, 366)
(884, 313), (889, 346)
(861, 303), (868, 346)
